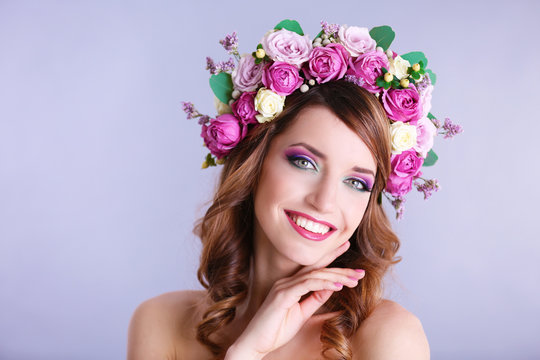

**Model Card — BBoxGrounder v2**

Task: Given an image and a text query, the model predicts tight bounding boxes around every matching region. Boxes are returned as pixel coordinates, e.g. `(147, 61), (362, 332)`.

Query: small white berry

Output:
(322, 39), (331, 46)
(321, 34), (328, 40)
(308, 79), (315, 86)
(232, 90), (240, 99)
(376, 46), (384, 53)
(300, 84), (309, 93)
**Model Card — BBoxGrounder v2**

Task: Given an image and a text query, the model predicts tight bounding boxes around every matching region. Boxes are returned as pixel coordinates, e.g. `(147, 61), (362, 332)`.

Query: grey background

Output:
(1, 0), (539, 359)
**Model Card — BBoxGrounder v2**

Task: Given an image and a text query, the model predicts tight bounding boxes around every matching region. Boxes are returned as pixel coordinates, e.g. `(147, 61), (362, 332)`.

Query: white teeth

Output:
(290, 213), (330, 234)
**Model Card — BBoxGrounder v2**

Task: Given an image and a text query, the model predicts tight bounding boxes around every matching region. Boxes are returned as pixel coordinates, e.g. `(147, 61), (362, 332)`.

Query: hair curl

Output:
(194, 81), (401, 359)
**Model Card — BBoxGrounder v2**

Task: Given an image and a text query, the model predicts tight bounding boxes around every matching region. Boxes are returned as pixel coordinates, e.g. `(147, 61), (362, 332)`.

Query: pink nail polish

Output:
(355, 269), (365, 273)
(334, 282), (343, 289)
(347, 276), (358, 280)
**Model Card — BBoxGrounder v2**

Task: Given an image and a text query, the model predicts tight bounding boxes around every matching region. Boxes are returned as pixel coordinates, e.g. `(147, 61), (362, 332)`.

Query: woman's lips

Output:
(285, 210), (337, 241)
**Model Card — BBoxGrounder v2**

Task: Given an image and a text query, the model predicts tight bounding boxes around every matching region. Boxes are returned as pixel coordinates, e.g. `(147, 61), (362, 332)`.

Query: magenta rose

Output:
(381, 85), (423, 124)
(200, 114), (247, 159)
(261, 29), (313, 67)
(306, 43), (350, 83)
(386, 173), (413, 198)
(262, 61), (303, 96)
(231, 91), (258, 125)
(232, 54), (264, 92)
(391, 150), (424, 178)
(346, 50), (389, 93)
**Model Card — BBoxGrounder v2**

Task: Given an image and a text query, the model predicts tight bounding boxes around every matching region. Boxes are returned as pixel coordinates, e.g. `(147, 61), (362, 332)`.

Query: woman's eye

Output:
(344, 178), (370, 192)
(288, 156), (317, 170)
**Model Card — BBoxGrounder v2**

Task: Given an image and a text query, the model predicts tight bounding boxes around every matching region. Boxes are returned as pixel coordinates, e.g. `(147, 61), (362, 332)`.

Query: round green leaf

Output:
(209, 72), (233, 104)
(426, 69), (437, 85)
(274, 19), (304, 36)
(369, 25), (395, 51)
(401, 52), (428, 68)
(423, 149), (438, 167)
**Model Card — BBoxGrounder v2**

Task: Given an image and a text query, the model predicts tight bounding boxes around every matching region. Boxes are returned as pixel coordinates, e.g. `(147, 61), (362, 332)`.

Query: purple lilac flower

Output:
(321, 20), (339, 36)
(415, 178), (440, 200)
(390, 196), (406, 220)
(206, 57), (218, 74)
(219, 32), (239, 54)
(206, 56), (235, 75)
(344, 74), (365, 87)
(415, 73), (432, 93)
(198, 115), (210, 125)
(181, 101), (200, 119)
(442, 118), (463, 139)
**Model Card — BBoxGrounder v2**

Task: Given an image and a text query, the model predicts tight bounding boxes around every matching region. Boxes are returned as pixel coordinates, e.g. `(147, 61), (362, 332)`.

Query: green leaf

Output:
(423, 149), (438, 167)
(274, 19), (304, 36)
(257, 43), (263, 49)
(427, 112), (436, 120)
(401, 52), (428, 68)
(376, 77), (386, 87)
(426, 69), (437, 85)
(369, 26), (395, 51)
(411, 72), (420, 80)
(209, 72), (233, 104)
(315, 30), (324, 39)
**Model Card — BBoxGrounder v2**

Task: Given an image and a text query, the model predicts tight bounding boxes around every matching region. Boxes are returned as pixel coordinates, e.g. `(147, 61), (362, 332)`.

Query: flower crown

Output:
(182, 20), (462, 219)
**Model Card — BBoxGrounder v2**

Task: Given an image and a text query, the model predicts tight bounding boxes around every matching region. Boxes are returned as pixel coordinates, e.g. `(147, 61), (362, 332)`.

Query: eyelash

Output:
(286, 155), (371, 193)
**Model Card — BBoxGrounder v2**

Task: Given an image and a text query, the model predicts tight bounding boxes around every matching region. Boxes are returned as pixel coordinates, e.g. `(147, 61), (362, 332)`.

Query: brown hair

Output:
(194, 80), (401, 359)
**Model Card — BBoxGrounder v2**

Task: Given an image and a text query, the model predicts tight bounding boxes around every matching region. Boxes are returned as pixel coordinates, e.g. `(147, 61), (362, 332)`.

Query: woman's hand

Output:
(225, 241), (365, 360)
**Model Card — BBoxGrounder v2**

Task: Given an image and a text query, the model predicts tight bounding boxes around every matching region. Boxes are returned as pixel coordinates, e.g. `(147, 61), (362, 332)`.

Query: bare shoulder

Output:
(351, 299), (430, 360)
(127, 290), (207, 360)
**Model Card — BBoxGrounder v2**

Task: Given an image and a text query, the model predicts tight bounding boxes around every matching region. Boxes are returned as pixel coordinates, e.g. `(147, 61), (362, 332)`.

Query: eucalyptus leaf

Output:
(423, 149), (438, 167)
(369, 26), (395, 51)
(274, 19), (304, 36)
(209, 72), (233, 104)
(401, 52), (428, 68)
(426, 69), (437, 85)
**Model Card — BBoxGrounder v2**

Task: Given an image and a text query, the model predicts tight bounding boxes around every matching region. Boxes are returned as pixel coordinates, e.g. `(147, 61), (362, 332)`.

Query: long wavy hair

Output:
(194, 80), (401, 359)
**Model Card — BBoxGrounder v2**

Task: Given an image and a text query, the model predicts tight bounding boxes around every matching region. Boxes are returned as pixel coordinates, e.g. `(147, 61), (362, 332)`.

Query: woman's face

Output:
(253, 105), (377, 267)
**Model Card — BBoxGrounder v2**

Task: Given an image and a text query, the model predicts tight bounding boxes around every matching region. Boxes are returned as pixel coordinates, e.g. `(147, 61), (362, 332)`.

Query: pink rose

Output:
(232, 54), (264, 92)
(337, 25), (376, 57)
(419, 84), (433, 118)
(391, 150), (424, 178)
(261, 29), (313, 67)
(306, 43), (350, 83)
(414, 116), (437, 158)
(231, 92), (258, 125)
(262, 61), (303, 96)
(386, 173), (413, 198)
(382, 85), (423, 124)
(346, 50), (389, 93)
(200, 114), (247, 159)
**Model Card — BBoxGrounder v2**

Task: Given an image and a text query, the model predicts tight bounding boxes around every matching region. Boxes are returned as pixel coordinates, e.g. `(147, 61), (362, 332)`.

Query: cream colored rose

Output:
(388, 56), (411, 80)
(254, 88), (285, 123)
(390, 121), (417, 154)
(214, 96), (232, 115)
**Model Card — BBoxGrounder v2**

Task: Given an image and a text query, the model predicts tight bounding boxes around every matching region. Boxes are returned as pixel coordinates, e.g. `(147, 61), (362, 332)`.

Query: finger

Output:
(299, 289), (335, 318)
(298, 240), (350, 275)
(285, 267), (365, 289)
(274, 278), (345, 309)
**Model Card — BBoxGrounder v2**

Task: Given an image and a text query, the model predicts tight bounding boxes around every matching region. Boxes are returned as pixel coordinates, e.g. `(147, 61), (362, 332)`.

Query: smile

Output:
(285, 210), (337, 241)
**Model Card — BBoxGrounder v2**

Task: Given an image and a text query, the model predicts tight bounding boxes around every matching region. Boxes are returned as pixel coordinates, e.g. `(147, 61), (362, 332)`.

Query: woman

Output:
(128, 21), (450, 359)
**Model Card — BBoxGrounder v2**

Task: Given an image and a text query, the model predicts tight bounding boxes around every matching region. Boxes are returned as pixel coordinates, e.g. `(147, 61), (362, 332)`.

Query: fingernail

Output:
(347, 276), (358, 281)
(355, 269), (365, 273)
(334, 282), (343, 289)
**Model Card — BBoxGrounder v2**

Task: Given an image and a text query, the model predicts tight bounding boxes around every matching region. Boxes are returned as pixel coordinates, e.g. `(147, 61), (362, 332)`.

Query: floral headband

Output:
(182, 20), (462, 219)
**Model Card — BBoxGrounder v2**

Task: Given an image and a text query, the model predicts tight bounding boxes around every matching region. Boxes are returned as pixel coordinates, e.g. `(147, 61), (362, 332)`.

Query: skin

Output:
(127, 106), (430, 360)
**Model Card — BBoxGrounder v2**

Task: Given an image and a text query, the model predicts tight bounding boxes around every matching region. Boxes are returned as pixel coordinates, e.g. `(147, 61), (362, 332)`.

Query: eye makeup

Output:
(284, 148), (318, 171)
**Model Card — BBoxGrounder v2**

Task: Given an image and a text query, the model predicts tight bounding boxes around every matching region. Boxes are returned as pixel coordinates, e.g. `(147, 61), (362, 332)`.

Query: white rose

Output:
(390, 121), (417, 154)
(254, 88), (285, 123)
(337, 25), (376, 57)
(414, 116), (437, 158)
(388, 56), (411, 80)
(214, 96), (232, 115)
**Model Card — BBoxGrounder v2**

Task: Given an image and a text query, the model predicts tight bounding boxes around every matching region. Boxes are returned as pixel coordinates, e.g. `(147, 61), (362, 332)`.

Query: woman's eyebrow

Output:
(289, 142), (375, 177)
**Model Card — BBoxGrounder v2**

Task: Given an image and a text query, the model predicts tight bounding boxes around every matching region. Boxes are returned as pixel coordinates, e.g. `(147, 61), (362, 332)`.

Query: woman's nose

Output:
(305, 175), (337, 214)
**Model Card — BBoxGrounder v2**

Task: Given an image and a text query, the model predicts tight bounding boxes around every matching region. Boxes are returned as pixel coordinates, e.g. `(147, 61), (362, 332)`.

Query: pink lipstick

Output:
(285, 210), (337, 241)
